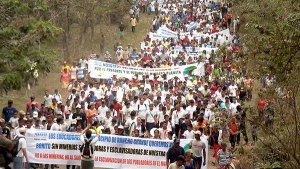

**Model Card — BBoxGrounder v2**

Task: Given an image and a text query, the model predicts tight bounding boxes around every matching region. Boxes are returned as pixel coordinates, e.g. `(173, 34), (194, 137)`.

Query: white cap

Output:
(57, 101), (62, 104)
(194, 131), (201, 135)
(118, 125), (124, 129)
(33, 111), (38, 118)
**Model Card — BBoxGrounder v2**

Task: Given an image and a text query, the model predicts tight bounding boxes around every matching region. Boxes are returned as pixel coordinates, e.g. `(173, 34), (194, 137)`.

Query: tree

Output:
(0, 0), (62, 94)
(233, 0), (300, 168)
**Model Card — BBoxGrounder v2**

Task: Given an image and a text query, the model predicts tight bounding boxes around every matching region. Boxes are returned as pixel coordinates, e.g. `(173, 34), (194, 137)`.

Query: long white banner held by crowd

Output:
(88, 59), (201, 80)
(152, 26), (232, 40)
(26, 130), (208, 169)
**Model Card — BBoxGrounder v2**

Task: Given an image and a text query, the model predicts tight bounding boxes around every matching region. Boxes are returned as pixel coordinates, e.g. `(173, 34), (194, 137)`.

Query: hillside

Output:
(0, 13), (153, 109)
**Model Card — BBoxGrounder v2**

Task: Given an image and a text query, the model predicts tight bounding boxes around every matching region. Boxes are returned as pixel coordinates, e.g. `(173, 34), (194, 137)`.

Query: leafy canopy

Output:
(0, 0), (62, 91)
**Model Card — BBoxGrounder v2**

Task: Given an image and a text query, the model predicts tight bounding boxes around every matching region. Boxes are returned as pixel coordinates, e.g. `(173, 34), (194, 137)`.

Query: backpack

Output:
(79, 138), (93, 158)
(11, 136), (23, 157)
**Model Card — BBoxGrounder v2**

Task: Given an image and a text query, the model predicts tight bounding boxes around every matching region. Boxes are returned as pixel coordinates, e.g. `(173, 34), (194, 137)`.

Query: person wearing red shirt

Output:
(258, 99), (268, 118)
(26, 96), (39, 112)
(143, 53), (151, 62)
(113, 99), (122, 118)
(210, 81), (219, 95)
(183, 36), (189, 45)
(228, 117), (239, 148)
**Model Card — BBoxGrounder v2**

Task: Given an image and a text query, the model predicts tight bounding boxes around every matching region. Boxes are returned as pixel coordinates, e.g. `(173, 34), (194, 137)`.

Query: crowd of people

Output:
(0, 0), (263, 169)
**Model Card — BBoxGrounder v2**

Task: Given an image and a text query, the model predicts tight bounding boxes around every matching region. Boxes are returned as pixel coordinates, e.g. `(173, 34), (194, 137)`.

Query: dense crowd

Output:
(0, 1), (265, 169)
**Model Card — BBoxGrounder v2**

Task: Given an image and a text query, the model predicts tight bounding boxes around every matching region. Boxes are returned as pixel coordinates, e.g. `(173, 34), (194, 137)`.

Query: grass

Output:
(0, 13), (153, 111)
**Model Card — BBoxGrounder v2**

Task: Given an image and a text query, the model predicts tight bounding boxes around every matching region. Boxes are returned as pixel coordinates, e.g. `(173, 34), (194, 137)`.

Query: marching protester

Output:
(13, 127), (28, 169)
(166, 138), (185, 168)
(80, 125), (100, 169)
(190, 131), (206, 169)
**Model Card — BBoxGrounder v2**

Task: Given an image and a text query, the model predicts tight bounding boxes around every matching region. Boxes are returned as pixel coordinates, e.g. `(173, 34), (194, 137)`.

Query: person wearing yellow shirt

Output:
(61, 61), (71, 73)
(165, 15), (170, 23)
(130, 16), (137, 32)
(89, 121), (103, 135)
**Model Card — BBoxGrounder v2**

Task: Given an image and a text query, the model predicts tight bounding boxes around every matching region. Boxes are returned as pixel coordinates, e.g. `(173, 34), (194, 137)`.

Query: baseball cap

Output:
(76, 104), (81, 109)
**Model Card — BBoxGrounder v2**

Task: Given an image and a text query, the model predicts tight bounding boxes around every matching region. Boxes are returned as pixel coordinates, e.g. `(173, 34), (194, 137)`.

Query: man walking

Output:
(80, 126), (100, 169)
(13, 127), (29, 169)
(190, 131), (206, 169)
(166, 138), (185, 168)
(119, 22), (125, 39)
(130, 16), (137, 32)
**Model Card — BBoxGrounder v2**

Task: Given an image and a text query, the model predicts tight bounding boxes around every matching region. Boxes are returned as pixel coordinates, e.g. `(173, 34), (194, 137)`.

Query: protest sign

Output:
(88, 59), (200, 80)
(153, 26), (232, 41)
(26, 130), (208, 169)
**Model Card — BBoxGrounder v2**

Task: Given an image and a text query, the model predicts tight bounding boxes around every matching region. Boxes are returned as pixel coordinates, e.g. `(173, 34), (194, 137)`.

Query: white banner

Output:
(88, 59), (201, 80)
(26, 130), (208, 169)
(151, 26), (232, 41)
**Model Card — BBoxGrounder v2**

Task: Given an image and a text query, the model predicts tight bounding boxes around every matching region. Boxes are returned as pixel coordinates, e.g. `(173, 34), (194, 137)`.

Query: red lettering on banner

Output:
(35, 153), (39, 158)
(74, 155), (81, 160)
(65, 155), (69, 160)
(127, 159), (132, 164)
(161, 161), (167, 166)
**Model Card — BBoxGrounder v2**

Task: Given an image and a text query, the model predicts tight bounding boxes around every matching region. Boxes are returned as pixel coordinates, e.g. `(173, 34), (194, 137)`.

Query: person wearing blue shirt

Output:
(89, 91), (98, 103)
(2, 100), (17, 123)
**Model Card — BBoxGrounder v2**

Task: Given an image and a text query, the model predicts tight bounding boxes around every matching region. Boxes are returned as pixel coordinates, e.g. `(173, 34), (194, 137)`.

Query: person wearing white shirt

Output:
(9, 112), (19, 129)
(50, 117), (65, 131)
(122, 80), (130, 94)
(53, 89), (62, 102)
(158, 106), (168, 123)
(186, 100), (197, 118)
(145, 103), (158, 132)
(168, 155), (185, 169)
(213, 87), (223, 100)
(103, 111), (112, 129)
(124, 111), (137, 136)
(229, 97), (240, 116)
(171, 105), (183, 137)
(131, 96), (140, 111)
(228, 81), (238, 99)
(44, 90), (53, 108)
(121, 102), (133, 122)
(13, 127), (28, 169)
(94, 83), (104, 99)
(137, 98), (148, 122)
(183, 125), (195, 139)
(159, 121), (169, 140)
(97, 101), (109, 121)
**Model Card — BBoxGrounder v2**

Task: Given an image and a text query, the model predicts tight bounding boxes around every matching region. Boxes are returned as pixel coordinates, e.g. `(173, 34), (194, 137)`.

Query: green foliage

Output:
(233, 0), (300, 168)
(0, 0), (62, 91)
(235, 0), (300, 81)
